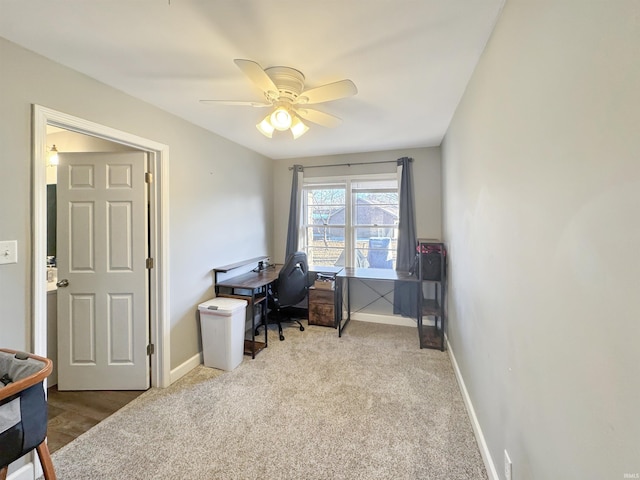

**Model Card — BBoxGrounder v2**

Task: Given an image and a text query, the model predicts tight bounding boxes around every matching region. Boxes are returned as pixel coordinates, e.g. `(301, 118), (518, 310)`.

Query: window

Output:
(301, 174), (399, 269)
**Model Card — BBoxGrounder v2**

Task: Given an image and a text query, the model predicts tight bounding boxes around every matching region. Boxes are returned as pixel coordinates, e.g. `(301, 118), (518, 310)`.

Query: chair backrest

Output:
(275, 251), (309, 308)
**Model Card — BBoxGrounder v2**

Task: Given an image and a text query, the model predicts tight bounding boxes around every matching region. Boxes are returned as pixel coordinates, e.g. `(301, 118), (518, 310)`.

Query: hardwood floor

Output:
(46, 386), (145, 453)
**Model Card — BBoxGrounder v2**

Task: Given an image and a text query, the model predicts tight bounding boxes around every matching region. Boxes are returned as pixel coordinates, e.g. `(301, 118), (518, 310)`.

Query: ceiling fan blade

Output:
(233, 59), (278, 95)
(200, 100), (271, 107)
(297, 79), (357, 105)
(295, 108), (342, 128)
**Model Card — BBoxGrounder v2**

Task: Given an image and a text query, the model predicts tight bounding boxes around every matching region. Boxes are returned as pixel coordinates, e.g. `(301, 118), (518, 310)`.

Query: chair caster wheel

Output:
(300, 326), (305, 331)
(279, 334), (285, 341)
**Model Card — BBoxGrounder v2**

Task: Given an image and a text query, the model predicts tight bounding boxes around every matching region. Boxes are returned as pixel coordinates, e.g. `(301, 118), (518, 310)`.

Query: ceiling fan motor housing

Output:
(265, 66), (305, 103)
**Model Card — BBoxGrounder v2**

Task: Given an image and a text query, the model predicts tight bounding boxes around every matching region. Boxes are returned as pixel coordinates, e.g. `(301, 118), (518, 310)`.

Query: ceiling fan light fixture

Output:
(209, 59), (358, 140)
(256, 115), (274, 138)
(290, 116), (309, 139)
(270, 106), (292, 131)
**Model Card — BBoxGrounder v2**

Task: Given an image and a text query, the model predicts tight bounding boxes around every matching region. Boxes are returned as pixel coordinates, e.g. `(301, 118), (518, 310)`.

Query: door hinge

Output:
(146, 258), (154, 269)
(147, 344), (155, 355)
(145, 172), (153, 184)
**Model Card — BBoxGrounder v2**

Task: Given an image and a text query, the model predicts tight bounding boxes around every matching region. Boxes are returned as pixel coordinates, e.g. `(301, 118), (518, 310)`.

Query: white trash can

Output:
(198, 297), (248, 371)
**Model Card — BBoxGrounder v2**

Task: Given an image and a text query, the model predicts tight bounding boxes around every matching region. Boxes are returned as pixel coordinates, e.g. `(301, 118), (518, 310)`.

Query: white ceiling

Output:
(0, 0), (504, 160)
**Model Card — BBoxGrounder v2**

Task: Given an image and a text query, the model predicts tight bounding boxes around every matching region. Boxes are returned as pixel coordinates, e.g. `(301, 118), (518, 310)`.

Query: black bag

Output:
(421, 252), (442, 281)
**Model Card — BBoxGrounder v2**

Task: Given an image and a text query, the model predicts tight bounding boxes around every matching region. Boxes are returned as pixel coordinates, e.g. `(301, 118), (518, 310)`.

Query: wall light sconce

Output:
(48, 145), (59, 166)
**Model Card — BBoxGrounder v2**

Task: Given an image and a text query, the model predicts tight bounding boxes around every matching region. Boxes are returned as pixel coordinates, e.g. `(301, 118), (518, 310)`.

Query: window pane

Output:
(306, 205), (345, 226)
(353, 191), (398, 227)
(307, 247), (345, 267)
(306, 230), (345, 266)
(306, 188), (345, 205)
(353, 204), (398, 227)
(306, 225), (344, 242)
(302, 177), (398, 269)
(354, 225), (397, 241)
(354, 229), (397, 269)
(353, 192), (398, 204)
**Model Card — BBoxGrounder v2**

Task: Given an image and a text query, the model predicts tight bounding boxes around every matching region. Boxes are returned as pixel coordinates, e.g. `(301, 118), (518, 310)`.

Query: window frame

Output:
(301, 172), (399, 269)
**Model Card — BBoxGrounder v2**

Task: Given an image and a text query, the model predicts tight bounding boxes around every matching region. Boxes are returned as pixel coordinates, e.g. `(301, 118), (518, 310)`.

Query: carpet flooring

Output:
(44, 320), (487, 480)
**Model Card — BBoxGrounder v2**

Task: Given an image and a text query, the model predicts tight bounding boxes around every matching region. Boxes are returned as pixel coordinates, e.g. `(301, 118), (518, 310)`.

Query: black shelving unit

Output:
(417, 239), (446, 351)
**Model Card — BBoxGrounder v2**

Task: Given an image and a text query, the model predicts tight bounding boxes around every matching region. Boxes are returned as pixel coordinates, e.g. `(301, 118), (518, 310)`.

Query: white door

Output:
(56, 152), (149, 390)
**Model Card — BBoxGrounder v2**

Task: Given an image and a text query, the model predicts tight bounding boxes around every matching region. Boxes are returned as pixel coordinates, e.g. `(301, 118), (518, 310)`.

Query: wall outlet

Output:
(504, 449), (512, 480)
(0, 240), (18, 265)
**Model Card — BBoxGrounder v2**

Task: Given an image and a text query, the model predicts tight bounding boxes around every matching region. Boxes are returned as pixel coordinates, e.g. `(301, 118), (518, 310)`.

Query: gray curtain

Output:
(285, 165), (304, 259)
(393, 157), (419, 317)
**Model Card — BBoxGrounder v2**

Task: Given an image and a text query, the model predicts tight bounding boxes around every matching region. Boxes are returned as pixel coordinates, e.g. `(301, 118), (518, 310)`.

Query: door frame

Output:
(32, 104), (171, 388)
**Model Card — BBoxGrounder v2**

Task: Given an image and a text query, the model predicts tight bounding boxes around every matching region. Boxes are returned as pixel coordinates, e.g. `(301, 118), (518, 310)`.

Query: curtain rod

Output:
(288, 158), (412, 170)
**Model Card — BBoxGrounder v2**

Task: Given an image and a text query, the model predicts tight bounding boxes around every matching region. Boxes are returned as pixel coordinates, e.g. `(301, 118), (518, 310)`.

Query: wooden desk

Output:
(214, 262), (344, 356)
(214, 262), (280, 358)
(336, 267), (422, 338)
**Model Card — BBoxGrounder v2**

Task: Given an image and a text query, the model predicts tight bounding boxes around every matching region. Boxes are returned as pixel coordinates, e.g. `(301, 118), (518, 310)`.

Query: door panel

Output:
(70, 293), (95, 363)
(108, 293), (134, 363)
(69, 202), (94, 271)
(57, 152), (149, 390)
(108, 201), (133, 270)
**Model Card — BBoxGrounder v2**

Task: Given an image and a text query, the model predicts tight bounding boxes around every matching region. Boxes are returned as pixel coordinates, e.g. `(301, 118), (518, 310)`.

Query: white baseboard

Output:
(169, 352), (202, 385)
(446, 335), (499, 480)
(351, 312), (414, 327)
(350, 311), (435, 328)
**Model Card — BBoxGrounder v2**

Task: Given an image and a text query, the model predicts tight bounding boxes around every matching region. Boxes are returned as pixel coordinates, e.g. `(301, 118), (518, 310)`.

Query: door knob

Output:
(56, 279), (69, 288)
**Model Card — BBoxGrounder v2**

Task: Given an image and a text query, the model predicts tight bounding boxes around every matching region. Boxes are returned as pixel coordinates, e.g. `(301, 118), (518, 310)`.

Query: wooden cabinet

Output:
(308, 287), (336, 327)
(418, 239), (447, 351)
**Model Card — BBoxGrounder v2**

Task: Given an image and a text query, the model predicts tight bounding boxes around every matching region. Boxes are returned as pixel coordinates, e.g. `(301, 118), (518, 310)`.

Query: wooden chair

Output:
(0, 349), (56, 480)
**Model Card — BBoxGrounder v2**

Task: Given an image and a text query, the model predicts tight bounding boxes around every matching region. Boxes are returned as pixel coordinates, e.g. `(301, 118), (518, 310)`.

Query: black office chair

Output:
(263, 251), (309, 341)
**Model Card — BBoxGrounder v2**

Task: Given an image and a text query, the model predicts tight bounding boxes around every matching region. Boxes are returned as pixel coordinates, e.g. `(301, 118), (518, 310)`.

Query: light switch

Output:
(0, 240), (18, 265)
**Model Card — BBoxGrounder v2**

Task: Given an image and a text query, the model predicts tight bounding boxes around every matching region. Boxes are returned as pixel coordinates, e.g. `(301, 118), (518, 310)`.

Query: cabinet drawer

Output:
(309, 303), (335, 327)
(309, 288), (335, 305)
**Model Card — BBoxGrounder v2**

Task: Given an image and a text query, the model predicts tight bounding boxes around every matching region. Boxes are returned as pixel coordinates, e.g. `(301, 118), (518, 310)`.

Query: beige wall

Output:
(442, 0), (640, 478)
(0, 38), (274, 372)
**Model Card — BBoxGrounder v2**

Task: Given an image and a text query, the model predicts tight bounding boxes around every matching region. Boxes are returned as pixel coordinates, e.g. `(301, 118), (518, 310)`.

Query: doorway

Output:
(46, 133), (142, 390)
(45, 134), (147, 389)
(32, 105), (171, 389)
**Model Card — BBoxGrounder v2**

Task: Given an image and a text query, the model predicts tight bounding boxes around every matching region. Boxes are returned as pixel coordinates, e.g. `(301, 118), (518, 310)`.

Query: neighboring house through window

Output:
(301, 174), (399, 268)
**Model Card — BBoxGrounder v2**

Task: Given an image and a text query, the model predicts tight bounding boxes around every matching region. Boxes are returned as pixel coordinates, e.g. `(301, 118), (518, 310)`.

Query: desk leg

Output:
(337, 277), (343, 336)
(333, 280), (339, 330)
(250, 292), (256, 359)
(262, 293), (267, 349)
(339, 277), (352, 337)
(263, 285), (268, 349)
(417, 281), (424, 349)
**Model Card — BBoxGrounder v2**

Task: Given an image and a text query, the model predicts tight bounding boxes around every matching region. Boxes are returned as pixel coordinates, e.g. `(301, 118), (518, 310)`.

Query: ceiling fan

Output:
(200, 59), (357, 139)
